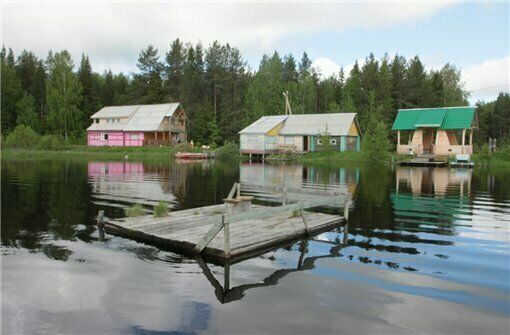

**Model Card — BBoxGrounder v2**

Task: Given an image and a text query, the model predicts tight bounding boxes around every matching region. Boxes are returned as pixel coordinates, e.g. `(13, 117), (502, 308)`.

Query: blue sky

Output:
(3, 1), (509, 102)
(269, 2), (509, 68)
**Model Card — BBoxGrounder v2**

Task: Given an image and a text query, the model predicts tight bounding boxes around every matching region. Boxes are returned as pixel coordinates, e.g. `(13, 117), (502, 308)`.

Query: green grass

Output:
(153, 201), (169, 218)
(1, 143), (240, 161)
(125, 204), (145, 217)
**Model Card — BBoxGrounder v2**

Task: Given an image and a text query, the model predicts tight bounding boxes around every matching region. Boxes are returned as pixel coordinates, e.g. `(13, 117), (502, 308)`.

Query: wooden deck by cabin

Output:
(99, 183), (350, 263)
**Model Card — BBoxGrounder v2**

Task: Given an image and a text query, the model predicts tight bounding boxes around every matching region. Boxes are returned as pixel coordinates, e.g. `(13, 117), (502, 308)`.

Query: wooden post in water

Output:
(223, 215), (230, 259)
(97, 210), (105, 241)
(224, 262), (230, 293)
(343, 200), (350, 221)
(343, 200), (349, 244)
(97, 210), (105, 227)
(236, 183), (241, 198)
(300, 204), (310, 235)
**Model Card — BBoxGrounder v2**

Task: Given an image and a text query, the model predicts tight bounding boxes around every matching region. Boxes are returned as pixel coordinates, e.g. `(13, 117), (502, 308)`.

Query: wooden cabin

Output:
(87, 103), (186, 146)
(239, 113), (361, 157)
(392, 107), (477, 156)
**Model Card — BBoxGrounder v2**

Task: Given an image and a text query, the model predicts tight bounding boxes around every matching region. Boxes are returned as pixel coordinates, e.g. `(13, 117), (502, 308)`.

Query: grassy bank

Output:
(2, 142), (242, 161)
(270, 150), (407, 165)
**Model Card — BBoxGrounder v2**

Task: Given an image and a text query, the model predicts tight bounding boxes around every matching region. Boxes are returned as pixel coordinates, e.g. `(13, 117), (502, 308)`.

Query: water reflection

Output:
(198, 225), (350, 304)
(2, 158), (510, 334)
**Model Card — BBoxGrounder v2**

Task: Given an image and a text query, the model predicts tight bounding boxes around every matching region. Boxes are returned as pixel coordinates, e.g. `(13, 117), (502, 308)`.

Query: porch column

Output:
(461, 129), (466, 154)
(397, 131), (401, 146)
(469, 128), (473, 146)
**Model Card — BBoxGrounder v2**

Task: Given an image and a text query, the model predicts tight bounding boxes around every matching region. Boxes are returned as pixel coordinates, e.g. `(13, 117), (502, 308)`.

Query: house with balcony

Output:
(392, 106), (477, 156)
(87, 103), (186, 146)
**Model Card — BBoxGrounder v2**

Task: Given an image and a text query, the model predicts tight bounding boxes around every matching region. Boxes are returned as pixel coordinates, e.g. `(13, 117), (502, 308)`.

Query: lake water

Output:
(2, 157), (509, 334)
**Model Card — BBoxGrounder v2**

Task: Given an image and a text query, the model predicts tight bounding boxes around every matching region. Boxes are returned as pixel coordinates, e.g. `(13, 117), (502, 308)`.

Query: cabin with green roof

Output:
(392, 106), (478, 156)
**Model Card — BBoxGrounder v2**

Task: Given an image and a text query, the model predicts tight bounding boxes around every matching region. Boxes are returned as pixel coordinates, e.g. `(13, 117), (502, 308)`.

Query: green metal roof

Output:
(414, 109), (446, 127)
(392, 107), (475, 131)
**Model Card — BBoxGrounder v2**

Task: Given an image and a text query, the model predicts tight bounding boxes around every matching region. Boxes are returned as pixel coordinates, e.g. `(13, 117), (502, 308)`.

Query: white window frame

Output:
(130, 134), (139, 140)
(330, 139), (337, 145)
(100, 133), (108, 141)
(317, 139), (323, 145)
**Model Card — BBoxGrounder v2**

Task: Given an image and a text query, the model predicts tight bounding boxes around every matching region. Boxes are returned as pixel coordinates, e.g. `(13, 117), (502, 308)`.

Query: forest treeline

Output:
(1, 40), (509, 145)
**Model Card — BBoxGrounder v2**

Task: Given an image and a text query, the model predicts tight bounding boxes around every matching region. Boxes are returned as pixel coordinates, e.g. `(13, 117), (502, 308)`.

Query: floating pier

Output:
(98, 183), (350, 263)
(400, 155), (447, 167)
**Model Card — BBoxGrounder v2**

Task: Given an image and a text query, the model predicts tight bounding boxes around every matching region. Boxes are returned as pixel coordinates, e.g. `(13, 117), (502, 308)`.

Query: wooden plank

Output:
(227, 183), (237, 199)
(224, 217), (230, 259)
(193, 216), (225, 254)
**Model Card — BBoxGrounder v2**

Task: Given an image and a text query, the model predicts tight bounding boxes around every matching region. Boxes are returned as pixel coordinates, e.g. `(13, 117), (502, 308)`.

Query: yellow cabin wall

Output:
(266, 122), (283, 136)
(348, 121), (359, 136)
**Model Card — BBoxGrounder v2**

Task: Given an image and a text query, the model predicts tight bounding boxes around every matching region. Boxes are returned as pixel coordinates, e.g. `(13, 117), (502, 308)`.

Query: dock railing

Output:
(192, 182), (351, 259)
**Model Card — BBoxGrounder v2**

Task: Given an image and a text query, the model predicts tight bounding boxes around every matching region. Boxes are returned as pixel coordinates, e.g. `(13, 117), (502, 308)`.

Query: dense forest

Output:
(1, 40), (509, 146)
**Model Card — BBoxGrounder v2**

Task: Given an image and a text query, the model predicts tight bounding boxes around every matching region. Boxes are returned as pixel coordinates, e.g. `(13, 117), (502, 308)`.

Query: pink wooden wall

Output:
(87, 132), (145, 146)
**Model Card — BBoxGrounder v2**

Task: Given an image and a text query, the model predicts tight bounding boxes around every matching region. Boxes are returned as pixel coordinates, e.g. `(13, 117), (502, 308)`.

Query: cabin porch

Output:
(142, 131), (187, 146)
(396, 128), (473, 156)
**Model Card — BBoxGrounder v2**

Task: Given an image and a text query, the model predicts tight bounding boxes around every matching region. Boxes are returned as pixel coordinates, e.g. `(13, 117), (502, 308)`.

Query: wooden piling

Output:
(223, 215), (230, 259)
(97, 210), (105, 227)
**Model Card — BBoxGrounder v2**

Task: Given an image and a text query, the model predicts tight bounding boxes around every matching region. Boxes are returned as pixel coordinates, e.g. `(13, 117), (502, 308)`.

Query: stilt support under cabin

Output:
(99, 183), (349, 264)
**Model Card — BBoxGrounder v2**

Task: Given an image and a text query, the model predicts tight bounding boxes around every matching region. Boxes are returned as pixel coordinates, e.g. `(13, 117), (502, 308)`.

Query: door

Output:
(422, 129), (435, 154)
(303, 136), (309, 151)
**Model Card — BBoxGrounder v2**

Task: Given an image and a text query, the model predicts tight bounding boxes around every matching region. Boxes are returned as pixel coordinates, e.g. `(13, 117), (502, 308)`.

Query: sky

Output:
(2, 1), (509, 103)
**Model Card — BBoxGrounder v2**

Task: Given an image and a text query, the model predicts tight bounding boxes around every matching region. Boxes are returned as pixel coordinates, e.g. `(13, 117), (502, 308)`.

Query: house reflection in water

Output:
(392, 167), (473, 231)
(239, 162), (359, 197)
(87, 161), (188, 207)
(395, 167), (472, 197)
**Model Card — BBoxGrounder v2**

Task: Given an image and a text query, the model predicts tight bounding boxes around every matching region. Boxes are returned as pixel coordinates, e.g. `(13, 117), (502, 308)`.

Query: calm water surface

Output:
(2, 157), (510, 334)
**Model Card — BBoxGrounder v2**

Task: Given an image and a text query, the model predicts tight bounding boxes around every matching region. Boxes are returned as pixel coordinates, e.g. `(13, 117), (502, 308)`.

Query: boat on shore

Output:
(175, 152), (215, 160)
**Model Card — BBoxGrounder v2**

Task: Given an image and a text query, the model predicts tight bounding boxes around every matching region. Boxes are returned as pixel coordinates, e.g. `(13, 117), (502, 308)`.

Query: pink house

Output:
(87, 103), (187, 147)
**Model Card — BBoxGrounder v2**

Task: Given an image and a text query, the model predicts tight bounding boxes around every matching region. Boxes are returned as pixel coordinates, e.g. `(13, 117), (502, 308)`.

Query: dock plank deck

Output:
(103, 203), (345, 262)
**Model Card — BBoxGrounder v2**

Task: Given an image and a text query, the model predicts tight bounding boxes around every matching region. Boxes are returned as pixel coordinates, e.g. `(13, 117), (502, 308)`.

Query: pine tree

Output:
(390, 54), (407, 110)
(78, 54), (100, 122)
(405, 56), (431, 107)
(165, 38), (186, 101)
(132, 45), (164, 103)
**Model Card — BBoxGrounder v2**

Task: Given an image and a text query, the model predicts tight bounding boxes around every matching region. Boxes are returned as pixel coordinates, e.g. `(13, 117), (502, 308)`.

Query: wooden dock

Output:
(98, 183), (349, 263)
(400, 155), (447, 167)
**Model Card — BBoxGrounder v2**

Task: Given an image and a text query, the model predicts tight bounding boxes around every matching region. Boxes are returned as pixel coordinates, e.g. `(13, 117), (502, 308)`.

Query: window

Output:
(317, 139), (323, 145)
(284, 136), (294, 145)
(131, 134), (139, 140)
(101, 133), (109, 141)
(330, 139), (337, 145)
(266, 136), (276, 144)
(95, 119), (99, 124)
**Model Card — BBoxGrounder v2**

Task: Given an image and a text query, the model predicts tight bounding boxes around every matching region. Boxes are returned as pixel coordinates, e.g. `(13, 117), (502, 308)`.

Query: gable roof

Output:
(239, 113), (359, 136)
(239, 115), (288, 134)
(279, 113), (358, 136)
(124, 103), (180, 131)
(87, 103), (182, 132)
(392, 107), (476, 131)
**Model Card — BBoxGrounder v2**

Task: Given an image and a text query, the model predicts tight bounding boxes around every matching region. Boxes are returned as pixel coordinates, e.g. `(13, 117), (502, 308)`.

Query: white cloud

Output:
(462, 56), (510, 103)
(312, 57), (341, 79)
(1, 1), (456, 73)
